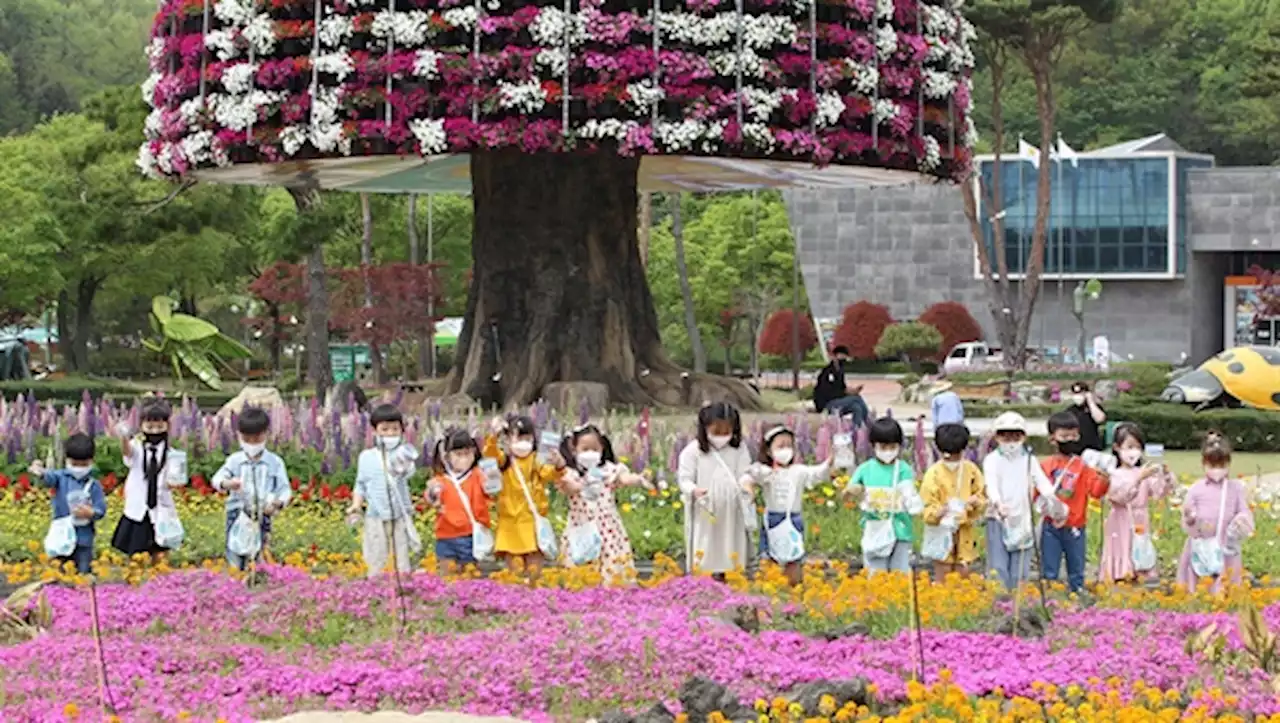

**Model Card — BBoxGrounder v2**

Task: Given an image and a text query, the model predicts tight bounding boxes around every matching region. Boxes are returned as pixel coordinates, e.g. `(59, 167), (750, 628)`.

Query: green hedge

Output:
(0, 378), (238, 409)
(964, 399), (1280, 452)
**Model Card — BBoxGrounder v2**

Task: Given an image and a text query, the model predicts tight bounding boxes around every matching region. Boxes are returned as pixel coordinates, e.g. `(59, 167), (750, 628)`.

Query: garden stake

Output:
(88, 576), (117, 717)
(908, 565), (926, 683)
(1026, 478), (1051, 623)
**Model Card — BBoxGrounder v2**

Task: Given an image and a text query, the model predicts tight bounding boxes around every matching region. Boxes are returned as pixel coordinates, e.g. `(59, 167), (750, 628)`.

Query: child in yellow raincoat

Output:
(483, 415), (564, 579)
(919, 423), (986, 579)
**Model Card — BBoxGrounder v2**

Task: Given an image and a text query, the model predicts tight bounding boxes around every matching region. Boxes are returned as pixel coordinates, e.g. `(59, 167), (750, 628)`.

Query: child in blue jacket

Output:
(30, 433), (107, 574)
(212, 407), (292, 570)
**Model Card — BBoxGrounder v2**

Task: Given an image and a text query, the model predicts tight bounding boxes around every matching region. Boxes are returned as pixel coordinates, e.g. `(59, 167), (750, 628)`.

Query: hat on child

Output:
(991, 411), (1028, 434)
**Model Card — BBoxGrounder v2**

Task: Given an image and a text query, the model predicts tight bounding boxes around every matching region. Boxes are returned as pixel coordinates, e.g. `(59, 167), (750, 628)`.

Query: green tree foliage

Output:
(875, 322), (945, 370)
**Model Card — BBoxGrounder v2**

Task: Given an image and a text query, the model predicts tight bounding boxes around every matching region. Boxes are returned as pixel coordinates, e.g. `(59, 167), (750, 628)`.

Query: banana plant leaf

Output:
(165, 314), (220, 343)
(174, 345), (222, 390)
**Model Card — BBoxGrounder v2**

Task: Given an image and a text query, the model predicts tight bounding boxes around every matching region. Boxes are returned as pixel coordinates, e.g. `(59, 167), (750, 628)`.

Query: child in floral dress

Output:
(1098, 423), (1173, 584)
(558, 424), (650, 585)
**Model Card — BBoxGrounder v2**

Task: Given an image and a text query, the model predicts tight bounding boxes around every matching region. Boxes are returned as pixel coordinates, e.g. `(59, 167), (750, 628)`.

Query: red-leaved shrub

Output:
(918, 301), (983, 360)
(758, 309), (818, 356)
(831, 301), (893, 360)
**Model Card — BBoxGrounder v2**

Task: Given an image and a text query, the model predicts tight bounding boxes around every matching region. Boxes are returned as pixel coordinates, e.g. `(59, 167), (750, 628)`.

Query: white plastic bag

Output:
(44, 517), (77, 558)
(921, 524), (954, 561)
(739, 493), (759, 533)
(1002, 511), (1034, 552)
(1190, 482), (1231, 578)
(564, 520), (603, 566)
(1131, 532), (1157, 572)
(471, 524), (495, 562)
(154, 507), (185, 549)
(228, 513), (262, 558)
(862, 518), (897, 559)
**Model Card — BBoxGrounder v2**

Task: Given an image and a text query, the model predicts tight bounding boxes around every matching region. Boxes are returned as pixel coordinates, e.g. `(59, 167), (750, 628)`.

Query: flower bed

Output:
(1, 571), (1279, 721)
(137, 0), (975, 180)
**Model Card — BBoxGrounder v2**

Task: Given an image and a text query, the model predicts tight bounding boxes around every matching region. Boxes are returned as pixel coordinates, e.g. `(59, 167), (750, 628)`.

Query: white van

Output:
(943, 341), (1000, 373)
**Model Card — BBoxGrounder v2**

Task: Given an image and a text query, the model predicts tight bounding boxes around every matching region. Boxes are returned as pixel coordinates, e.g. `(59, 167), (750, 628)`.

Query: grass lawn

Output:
(1162, 449), (1280, 478)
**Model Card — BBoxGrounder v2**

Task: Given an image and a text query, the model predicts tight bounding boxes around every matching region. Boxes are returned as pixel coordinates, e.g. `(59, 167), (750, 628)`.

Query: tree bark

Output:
(672, 194), (707, 373)
(56, 290), (72, 371)
(408, 193), (433, 379)
(449, 150), (759, 409)
(1016, 48), (1057, 371)
(266, 299), (282, 373)
(359, 193), (386, 384)
(289, 187), (333, 402)
(59, 277), (99, 373)
(638, 192), (652, 267)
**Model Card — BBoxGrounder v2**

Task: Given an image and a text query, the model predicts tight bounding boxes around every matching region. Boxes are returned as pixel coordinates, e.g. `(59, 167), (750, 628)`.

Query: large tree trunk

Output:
(56, 290), (72, 371)
(266, 299), (282, 373)
(449, 150), (759, 409)
(1016, 51), (1056, 371)
(672, 194), (707, 373)
(638, 192), (652, 267)
(359, 193), (386, 384)
(61, 277), (98, 372)
(290, 187), (333, 402)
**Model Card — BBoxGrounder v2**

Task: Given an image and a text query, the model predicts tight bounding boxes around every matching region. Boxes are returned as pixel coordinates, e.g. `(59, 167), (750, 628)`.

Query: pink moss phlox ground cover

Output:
(1, 569), (1277, 721)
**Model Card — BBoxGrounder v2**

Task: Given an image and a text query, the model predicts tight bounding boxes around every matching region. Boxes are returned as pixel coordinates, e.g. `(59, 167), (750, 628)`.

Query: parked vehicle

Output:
(943, 341), (1001, 373)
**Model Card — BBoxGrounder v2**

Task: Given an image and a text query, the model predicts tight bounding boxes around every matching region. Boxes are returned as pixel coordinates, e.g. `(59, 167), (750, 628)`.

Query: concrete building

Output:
(784, 133), (1280, 365)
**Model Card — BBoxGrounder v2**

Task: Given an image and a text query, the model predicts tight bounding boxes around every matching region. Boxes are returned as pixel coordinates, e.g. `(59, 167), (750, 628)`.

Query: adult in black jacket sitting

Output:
(813, 346), (869, 425)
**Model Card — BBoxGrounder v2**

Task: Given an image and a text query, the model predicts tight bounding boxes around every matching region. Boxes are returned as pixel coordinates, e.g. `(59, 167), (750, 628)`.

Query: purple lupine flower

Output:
(855, 423), (872, 460)
(392, 386), (405, 408)
(577, 397), (589, 426)
(815, 422), (832, 463)
(913, 417), (929, 476)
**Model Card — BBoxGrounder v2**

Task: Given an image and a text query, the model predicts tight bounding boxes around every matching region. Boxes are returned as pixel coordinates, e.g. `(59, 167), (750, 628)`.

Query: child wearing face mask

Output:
(919, 423), (986, 580)
(429, 429), (498, 575)
(483, 415), (564, 580)
(211, 408), (291, 571)
(29, 433), (106, 574)
(1039, 412), (1110, 593)
(1098, 423), (1173, 585)
(349, 404), (422, 578)
(1177, 436), (1255, 591)
(743, 425), (833, 586)
(844, 417), (922, 574)
(982, 412), (1056, 591)
(111, 399), (188, 562)
(558, 424), (649, 585)
(677, 402), (753, 580)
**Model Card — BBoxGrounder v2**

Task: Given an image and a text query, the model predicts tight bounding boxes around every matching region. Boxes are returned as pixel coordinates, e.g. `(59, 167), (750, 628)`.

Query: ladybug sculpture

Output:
(1160, 346), (1280, 411)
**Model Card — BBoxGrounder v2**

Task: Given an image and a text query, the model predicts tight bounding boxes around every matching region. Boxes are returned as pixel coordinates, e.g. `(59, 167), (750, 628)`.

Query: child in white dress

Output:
(744, 425), (832, 586)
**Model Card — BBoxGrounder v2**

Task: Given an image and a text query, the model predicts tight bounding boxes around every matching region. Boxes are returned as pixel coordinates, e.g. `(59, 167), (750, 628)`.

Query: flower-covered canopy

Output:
(138, 0), (976, 191)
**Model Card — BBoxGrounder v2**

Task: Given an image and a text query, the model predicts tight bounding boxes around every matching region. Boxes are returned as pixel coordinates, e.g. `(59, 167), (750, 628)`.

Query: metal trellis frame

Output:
(807, 0), (817, 158)
(198, 0), (211, 106)
(651, 0), (661, 126)
(561, 0), (571, 136)
(471, 0), (481, 123)
(309, 0), (323, 126)
(385, 0), (396, 126)
(734, 0), (744, 129)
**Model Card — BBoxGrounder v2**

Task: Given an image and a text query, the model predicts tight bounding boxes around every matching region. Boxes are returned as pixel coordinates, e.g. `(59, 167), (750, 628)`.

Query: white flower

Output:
(876, 0), (894, 20)
(221, 62), (258, 95)
(577, 118), (635, 141)
(739, 86), (783, 122)
(922, 5), (958, 37)
(144, 109), (165, 137)
(319, 16), (353, 48)
(919, 135), (942, 171)
(413, 49), (442, 78)
(141, 73), (162, 108)
(496, 80), (548, 113)
(371, 9), (430, 47)
(180, 130), (216, 165)
(310, 122), (347, 153)
(535, 48), (569, 77)
(178, 98), (203, 124)
(210, 90), (280, 131)
(146, 38), (168, 71)
(311, 87), (341, 125)
(242, 14), (277, 57)
(529, 7), (585, 48)
(962, 115), (978, 147)
(205, 29), (239, 61)
(845, 60), (879, 96)
(958, 16), (977, 43)
(951, 41), (975, 70)
(875, 25), (897, 59)
(136, 142), (161, 178)
(155, 143), (179, 175)
(815, 91), (845, 128)
(922, 70), (958, 99)
(624, 80), (665, 112)
(280, 126), (309, 156)
(442, 6), (479, 32)
(658, 12), (733, 47)
(315, 52), (355, 82)
(410, 118), (448, 154)
(708, 48), (765, 78)
(872, 98), (898, 122)
(741, 14), (798, 49)
(654, 119), (725, 154)
(213, 0), (255, 27)
(740, 122), (776, 153)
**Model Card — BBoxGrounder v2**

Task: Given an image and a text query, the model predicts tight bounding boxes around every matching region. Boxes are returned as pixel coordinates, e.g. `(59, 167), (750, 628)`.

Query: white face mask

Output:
(379, 436), (401, 450)
(1071, 394), (1085, 406)
(772, 448), (794, 465)
(1000, 442), (1024, 459)
(874, 446), (899, 464)
(1205, 467), (1229, 482)
(511, 440), (534, 458)
(576, 451), (602, 468)
(68, 466), (92, 480)
(1119, 449), (1142, 467)
(241, 442), (265, 458)
(709, 435), (732, 449)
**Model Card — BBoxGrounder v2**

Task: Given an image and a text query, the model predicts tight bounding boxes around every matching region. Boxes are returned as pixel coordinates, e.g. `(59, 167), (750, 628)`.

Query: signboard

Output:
(329, 344), (367, 382)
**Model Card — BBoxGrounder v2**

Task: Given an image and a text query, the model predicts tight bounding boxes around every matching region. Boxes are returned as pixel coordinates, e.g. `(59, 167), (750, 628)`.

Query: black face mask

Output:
(143, 431), (168, 445)
(1056, 439), (1085, 456)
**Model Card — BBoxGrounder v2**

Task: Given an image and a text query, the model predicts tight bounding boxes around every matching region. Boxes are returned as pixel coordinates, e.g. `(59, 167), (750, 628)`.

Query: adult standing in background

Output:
(813, 346), (869, 425)
(1064, 381), (1106, 451)
(930, 382), (964, 426)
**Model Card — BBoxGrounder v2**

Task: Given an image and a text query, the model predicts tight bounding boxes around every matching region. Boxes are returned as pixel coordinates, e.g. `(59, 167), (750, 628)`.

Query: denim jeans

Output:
(57, 543), (95, 574)
(864, 540), (912, 574)
(985, 519), (1031, 590)
(1040, 523), (1087, 592)
(824, 396), (869, 427)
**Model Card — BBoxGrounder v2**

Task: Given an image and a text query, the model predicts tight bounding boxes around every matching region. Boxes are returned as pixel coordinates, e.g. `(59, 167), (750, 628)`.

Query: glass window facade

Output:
(978, 156), (1175, 275)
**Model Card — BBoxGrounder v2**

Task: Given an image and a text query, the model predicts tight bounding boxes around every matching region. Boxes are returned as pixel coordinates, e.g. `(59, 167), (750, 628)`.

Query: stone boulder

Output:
(542, 381), (610, 415)
(218, 386), (285, 417)
(679, 677), (756, 723)
(1009, 381), (1050, 405)
(1094, 378), (1120, 402)
(785, 679), (871, 712)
